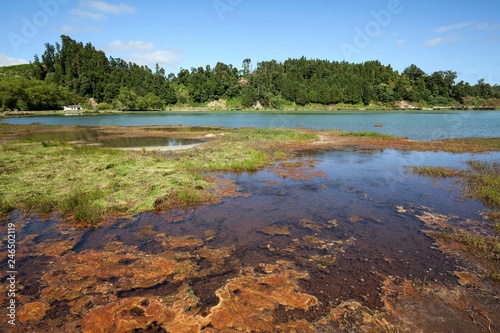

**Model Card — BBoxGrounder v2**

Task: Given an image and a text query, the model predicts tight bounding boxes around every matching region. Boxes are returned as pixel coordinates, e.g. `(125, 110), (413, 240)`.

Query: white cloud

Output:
(61, 25), (103, 34)
(81, 0), (136, 14)
(424, 35), (461, 47)
(396, 39), (407, 46)
(70, 0), (136, 22)
(434, 22), (474, 33)
(0, 54), (29, 67)
(434, 21), (500, 33)
(424, 37), (443, 47)
(104, 40), (155, 52)
(475, 23), (490, 30)
(71, 8), (105, 20)
(65, 1), (136, 36)
(130, 50), (180, 69)
(102, 39), (180, 69)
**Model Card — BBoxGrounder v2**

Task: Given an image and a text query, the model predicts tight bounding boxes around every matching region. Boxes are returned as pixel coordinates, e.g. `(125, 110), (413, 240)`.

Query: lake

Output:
(2, 110), (500, 141)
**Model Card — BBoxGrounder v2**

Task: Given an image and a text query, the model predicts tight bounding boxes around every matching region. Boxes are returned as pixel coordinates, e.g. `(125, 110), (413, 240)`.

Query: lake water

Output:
(2, 110), (500, 141)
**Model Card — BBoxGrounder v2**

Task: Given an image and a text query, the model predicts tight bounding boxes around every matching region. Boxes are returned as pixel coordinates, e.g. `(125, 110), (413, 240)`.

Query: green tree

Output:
(113, 87), (138, 111)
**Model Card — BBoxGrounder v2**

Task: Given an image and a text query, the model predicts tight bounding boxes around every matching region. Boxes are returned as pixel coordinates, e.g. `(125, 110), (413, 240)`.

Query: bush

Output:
(97, 102), (113, 110)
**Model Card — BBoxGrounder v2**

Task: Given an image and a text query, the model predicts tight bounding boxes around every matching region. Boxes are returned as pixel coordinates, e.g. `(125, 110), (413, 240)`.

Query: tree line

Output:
(1, 35), (499, 111)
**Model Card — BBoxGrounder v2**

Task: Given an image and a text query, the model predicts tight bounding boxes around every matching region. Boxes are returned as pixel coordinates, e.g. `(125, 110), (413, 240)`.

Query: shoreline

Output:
(2, 106), (499, 117)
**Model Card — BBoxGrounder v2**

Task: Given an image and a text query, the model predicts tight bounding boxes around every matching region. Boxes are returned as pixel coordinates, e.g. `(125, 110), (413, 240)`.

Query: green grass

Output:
(430, 229), (500, 281)
(338, 131), (398, 139)
(0, 126), (315, 224)
(440, 138), (500, 152)
(408, 166), (461, 178)
(223, 128), (316, 142)
(464, 161), (500, 207)
(415, 161), (500, 280)
(430, 230), (500, 260)
(409, 161), (500, 208)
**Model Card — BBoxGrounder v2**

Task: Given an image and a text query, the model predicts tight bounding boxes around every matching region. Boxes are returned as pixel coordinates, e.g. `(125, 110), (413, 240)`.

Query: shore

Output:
(2, 104), (499, 117)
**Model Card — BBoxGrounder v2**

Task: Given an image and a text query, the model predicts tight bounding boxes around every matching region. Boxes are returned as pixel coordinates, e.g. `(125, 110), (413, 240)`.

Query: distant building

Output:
(63, 105), (82, 111)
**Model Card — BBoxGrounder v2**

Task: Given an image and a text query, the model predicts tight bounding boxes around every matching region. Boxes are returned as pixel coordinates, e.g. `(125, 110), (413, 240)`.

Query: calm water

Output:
(2, 110), (500, 141)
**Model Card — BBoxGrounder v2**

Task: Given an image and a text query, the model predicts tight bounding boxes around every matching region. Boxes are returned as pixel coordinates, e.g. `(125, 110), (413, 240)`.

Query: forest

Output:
(1, 35), (499, 111)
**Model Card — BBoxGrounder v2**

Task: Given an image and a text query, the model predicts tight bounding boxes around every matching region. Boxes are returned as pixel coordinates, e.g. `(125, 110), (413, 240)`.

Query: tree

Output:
(143, 92), (163, 110)
(113, 87), (138, 111)
(362, 83), (372, 105)
(241, 86), (256, 108)
(476, 78), (494, 99)
(402, 64), (426, 85)
(242, 58), (252, 76)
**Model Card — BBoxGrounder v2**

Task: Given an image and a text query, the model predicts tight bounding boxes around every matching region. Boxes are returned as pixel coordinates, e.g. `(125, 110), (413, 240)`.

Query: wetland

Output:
(0, 123), (499, 332)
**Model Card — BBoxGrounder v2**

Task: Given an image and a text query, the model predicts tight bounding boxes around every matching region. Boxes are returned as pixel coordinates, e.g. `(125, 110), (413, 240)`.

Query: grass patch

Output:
(463, 161), (500, 207)
(408, 166), (461, 178)
(430, 230), (500, 260)
(488, 266), (500, 281)
(339, 131), (398, 139)
(0, 125), (317, 224)
(223, 128), (316, 143)
(413, 161), (500, 281)
(409, 161), (500, 208)
(0, 198), (15, 214)
(440, 138), (500, 151)
(429, 228), (500, 282)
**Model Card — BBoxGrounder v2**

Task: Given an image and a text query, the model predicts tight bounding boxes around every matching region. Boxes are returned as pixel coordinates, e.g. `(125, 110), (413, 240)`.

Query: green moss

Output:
(339, 131), (398, 139)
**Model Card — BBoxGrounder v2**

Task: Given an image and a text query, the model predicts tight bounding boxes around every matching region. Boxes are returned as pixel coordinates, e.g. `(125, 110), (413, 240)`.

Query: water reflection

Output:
(20, 130), (202, 148)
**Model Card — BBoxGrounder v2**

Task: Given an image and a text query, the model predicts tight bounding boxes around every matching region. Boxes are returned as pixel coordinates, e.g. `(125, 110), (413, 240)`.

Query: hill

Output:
(1, 35), (499, 111)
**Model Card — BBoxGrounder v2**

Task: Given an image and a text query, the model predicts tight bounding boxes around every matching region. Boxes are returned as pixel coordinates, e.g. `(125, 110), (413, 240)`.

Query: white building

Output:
(63, 105), (82, 111)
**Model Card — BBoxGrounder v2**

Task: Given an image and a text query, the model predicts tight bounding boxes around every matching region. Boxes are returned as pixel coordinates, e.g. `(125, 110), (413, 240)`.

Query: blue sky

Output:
(1, 0), (499, 84)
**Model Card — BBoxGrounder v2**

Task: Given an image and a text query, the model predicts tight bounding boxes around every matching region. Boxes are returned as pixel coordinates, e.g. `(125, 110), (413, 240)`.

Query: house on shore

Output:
(63, 105), (82, 111)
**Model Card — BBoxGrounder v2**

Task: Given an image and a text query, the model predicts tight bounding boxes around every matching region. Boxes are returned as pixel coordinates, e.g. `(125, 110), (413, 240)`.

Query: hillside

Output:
(1, 35), (500, 112)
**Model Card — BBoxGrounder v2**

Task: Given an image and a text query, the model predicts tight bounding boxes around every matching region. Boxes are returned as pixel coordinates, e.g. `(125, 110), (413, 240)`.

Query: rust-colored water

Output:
(1, 150), (499, 332)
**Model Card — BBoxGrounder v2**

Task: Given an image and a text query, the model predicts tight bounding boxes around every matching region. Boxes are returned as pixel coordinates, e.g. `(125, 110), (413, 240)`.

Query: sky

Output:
(1, 0), (499, 84)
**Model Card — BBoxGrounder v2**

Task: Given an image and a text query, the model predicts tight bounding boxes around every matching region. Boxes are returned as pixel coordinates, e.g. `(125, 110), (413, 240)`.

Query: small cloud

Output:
(473, 23), (500, 30)
(424, 34), (461, 47)
(0, 54), (29, 66)
(475, 23), (490, 30)
(434, 22), (474, 33)
(66, 1), (136, 34)
(71, 8), (104, 20)
(104, 40), (155, 52)
(425, 37), (444, 47)
(61, 25), (103, 34)
(434, 21), (500, 33)
(130, 50), (180, 69)
(81, 0), (136, 14)
(396, 39), (407, 46)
